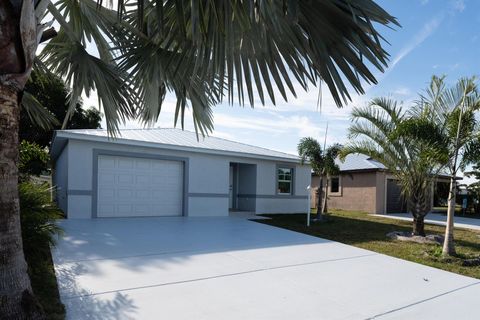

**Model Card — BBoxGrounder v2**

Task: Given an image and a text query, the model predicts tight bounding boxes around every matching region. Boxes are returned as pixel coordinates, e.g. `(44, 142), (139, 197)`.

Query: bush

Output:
(20, 182), (63, 258)
(19, 181), (65, 319)
(19, 140), (50, 180)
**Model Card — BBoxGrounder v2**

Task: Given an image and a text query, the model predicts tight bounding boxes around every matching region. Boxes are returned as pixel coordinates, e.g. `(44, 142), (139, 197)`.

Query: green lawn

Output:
(256, 210), (480, 279)
(25, 240), (65, 320)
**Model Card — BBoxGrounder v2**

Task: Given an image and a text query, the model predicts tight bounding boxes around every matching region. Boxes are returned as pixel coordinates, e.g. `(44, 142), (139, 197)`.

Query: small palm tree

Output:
(416, 76), (480, 256)
(0, 1), (397, 317)
(341, 97), (446, 236)
(298, 138), (341, 220)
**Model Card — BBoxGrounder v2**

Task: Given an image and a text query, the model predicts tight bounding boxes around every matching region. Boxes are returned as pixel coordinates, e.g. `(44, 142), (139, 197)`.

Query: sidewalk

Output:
(372, 213), (480, 231)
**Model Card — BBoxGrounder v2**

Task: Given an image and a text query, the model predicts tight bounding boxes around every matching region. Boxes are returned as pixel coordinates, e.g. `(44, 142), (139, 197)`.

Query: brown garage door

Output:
(386, 179), (406, 213)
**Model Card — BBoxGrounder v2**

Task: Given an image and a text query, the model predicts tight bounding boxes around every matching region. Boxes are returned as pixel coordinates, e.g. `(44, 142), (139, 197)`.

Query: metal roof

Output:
(335, 153), (387, 172)
(52, 128), (300, 162)
(333, 154), (452, 178)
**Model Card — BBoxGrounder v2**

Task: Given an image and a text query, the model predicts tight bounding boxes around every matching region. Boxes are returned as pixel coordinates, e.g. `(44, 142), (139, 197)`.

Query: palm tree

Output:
(298, 138), (341, 220)
(0, 1), (397, 317)
(415, 76), (480, 256)
(340, 97), (446, 236)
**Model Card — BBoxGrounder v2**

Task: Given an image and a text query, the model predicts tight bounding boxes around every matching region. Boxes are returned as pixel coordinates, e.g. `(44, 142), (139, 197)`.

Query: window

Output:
(330, 176), (340, 193)
(277, 167), (293, 195)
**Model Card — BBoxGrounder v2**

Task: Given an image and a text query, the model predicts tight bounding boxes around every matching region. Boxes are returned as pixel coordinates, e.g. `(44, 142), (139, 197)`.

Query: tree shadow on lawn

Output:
(256, 213), (415, 246)
(257, 213), (480, 259)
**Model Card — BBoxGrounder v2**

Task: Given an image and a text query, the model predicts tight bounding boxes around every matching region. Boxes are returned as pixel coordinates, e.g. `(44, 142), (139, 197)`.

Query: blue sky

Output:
(84, 0), (479, 179)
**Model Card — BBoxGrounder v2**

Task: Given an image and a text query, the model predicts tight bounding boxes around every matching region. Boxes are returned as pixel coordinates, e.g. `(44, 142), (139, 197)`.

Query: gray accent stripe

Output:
(238, 194), (308, 199)
(92, 149), (189, 218)
(68, 189), (92, 196)
(188, 193), (229, 198)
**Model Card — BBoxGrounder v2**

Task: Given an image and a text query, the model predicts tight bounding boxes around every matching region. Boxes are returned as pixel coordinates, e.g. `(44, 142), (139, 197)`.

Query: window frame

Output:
(276, 165), (294, 195)
(329, 175), (342, 196)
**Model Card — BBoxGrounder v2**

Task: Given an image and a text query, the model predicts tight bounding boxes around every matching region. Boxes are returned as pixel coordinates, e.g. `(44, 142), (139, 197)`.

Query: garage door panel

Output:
(99, 157), (115, 168)
(99, 173), (115, 184)
(118, 174), (134, 184)
(118, 189), (134, 198)
(99, 204), (115, 216)
(135, 175), (150, 184)
(98, 188), (115, 198)
(118, 158), (134, 169)
(97, 155), (184, 217)
(135, 189), (150, 198)
(135, 159), (151, 169)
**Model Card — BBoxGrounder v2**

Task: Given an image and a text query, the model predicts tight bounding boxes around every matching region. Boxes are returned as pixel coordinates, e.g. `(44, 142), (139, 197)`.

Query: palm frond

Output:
(41, 0), (398, 135)
(21, 91), (60, 130)
(40, 30), (136, 133)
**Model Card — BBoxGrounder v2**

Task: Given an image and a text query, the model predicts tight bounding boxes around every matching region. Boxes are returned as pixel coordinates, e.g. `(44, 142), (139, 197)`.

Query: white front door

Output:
(97, 155), (183, 217)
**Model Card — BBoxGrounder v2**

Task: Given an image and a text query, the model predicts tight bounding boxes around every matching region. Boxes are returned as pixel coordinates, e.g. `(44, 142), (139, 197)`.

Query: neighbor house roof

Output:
(51, 128), (301, 163)
(318, 153), (452, 179)
(335, 153), (387, 172)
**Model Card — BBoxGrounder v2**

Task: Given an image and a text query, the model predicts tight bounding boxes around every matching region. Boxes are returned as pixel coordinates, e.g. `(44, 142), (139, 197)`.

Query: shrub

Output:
(19, 140), (50, 180)
(19, 181), (65, 318)
(19, 182), (63, 258)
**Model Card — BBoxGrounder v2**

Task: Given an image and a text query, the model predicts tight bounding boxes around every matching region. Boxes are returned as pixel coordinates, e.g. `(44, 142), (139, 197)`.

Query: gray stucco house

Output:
(51, 128), (310, 218)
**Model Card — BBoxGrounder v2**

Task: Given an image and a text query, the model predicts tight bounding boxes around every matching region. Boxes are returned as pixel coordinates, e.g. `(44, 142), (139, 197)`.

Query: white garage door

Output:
(97, 155), (184, 217)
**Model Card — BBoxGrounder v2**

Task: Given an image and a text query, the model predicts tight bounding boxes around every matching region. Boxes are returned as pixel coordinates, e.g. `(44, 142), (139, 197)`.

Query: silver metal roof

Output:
(52, 128), (300, 162)
(335, 153), (387, 171)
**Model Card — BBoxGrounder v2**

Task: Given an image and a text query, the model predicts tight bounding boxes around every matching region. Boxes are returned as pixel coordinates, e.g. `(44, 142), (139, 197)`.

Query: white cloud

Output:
(392, 87), (412, 96)
(390, 15), (443, 70)
(452, 0), (466, 12)
(450, 62), (460, 71)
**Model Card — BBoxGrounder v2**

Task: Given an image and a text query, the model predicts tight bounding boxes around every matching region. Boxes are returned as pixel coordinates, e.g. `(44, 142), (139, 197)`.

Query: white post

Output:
(307, 185), (311, 227)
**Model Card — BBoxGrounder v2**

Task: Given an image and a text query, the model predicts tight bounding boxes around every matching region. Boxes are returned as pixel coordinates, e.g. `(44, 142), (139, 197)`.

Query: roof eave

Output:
(53, 131), (303, 164)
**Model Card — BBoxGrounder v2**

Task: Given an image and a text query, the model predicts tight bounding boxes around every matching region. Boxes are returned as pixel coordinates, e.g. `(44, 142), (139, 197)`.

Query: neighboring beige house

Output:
(310, 154), (450, 214)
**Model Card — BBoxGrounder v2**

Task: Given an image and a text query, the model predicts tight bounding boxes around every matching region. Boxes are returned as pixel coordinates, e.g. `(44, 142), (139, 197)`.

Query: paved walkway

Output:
(53, 216), (480, 319)
(372, 213), (480, 231)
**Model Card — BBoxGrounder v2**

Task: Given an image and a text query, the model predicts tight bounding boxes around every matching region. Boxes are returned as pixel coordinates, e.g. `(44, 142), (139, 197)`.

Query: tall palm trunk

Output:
(0, 85), (43, 319)
(0, 1), (43, 317)
(316, 175), (324, 219)
(442, 88), (466, 257)
(321, 174), (329, 215)
(442, 177), (457, 255)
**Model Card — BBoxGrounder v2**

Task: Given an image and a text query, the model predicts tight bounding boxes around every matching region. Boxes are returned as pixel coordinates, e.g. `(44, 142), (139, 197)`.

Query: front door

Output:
(229, 165), (234, 209)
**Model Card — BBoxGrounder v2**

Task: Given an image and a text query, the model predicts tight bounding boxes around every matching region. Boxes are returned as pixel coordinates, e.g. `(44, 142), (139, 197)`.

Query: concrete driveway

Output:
(52, 216), (480, 320)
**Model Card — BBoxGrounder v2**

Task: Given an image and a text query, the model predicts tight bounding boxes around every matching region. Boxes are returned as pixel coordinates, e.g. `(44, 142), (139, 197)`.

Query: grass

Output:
(256, 210), (480, 279)
(25, 239), (65, 320)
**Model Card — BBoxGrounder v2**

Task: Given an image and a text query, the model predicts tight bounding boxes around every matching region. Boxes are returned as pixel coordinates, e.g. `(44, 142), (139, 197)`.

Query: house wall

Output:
(255, 162), (311, 214)
(59, 139), (310, 218)
(52, 142), (68, 214)
(311, 171), (379, 214)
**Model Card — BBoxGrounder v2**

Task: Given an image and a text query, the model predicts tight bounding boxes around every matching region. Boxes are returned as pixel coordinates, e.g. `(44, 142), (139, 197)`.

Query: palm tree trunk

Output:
(316, 176), (323, 220)
(412, 215), (425, 236)
(321, 175), (329, 214)
(442, 177), (457, 256)
(0, 85), (44, 319)
(408, 196), (427, 237)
